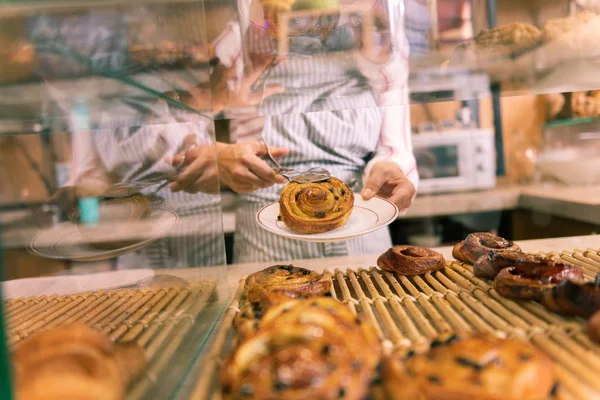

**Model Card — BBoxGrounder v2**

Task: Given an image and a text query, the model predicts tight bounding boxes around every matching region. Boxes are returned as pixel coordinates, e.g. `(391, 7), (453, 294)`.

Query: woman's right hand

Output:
(170, 141), (289, 194)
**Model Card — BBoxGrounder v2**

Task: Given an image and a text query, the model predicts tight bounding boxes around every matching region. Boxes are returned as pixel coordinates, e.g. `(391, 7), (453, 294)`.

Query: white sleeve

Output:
(361, 1), (419, 211)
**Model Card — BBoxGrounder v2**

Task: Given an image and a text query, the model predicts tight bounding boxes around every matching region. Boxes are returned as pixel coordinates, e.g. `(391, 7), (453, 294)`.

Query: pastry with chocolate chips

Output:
(383, 333), (555, 400)
(245, 264), (333, 306)
(222, 298), (380, 400)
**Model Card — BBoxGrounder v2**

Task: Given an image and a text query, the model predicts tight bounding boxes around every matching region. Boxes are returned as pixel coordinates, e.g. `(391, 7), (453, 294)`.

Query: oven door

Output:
(413, 138), (473, 194)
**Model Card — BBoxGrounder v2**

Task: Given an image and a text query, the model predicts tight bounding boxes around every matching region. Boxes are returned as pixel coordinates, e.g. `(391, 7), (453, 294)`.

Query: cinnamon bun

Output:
(12, 325), (146, 400)
(221, 298), (378, 400)
(377, 245), (446, 276)
(279, 177), (353, 234)
(245, 265), (333, 306)
(452, 233), (521, 265)
(493, 262), (583, 301)
(384, 333), (556, 400)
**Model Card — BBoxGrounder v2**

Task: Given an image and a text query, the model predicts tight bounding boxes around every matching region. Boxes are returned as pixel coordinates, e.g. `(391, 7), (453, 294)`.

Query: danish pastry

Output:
(542, 278), (600, 318)
(383, 333), (555, 400)
(221, 298), (378, 400)
(473, 251), (570, 280)
(246, 265), (333, 306)
(452, 233), (521, 265)
(377, 245), (445, 276)
(279, 177), (353, 234)
(493, 262), (583, 301)
(12, 325), (146, 400)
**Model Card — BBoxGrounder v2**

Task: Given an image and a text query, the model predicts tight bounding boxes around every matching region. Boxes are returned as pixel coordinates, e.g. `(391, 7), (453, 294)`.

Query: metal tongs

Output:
(104, 143), (196, 198)
(260, 138), (331, 183)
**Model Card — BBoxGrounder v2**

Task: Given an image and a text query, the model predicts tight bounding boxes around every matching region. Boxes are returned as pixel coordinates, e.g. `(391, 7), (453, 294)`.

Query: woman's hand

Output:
(361, 161), (415, 210)
(170, 141), (289, 194)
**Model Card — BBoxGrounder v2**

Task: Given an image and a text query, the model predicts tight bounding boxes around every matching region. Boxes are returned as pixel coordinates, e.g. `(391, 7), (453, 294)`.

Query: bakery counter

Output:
(4, 233), (600, 400)
(2, 182), (599, 251)
(6, 234), (597, 297)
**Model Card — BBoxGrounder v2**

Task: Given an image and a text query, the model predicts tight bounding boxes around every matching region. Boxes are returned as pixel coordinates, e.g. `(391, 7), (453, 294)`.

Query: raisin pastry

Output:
(452, 233), (521, 265)
(377, 245), (445, 276)
(221, 298), (378, 400)
(384, 333), (556, 400)
(12, 325), (146, 400)
(258, 297), (381, 369)
(246, 265), (332, 306)
(279, 177), (353, 234)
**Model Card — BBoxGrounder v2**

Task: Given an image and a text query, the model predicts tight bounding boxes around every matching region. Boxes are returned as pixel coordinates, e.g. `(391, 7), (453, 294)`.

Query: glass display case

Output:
(2, 0), (600, 399)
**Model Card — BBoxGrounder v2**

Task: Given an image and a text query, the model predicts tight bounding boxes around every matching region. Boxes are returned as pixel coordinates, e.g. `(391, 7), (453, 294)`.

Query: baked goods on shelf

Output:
(377, 245), (446, 276)
(245, 264), (333, 305)
(452, 233), (521, 265)
(278, 177), (354, 234)
(473, 251), (568, 280)
(383, 333), (556, 400)
(235, 265), (333, 337)
(493, 261), (584, 301)
(542, 278), (600, 318)
(12, 325), (146, 400)
(258, 297), (381, 367)
(221, 297), (378, 400)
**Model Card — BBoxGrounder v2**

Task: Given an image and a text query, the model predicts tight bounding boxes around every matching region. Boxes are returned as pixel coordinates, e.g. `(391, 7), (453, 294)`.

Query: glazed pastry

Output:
(245, 265), (333, 306)
(474, 251), (560, 280)
(383, 333), (556, 400)
(233, 302), (266, 340)
(542, 278), (600, 318)
(279, 177), (353, 234)
(258, 297), (381, 369)
(12, 325), (146, 400)
(377, 246), (445, 276)
(452, 233), (521, 265)
(221, 298), (378, 400)
(493, 262), (583, 301)
(588, 309), (600, 344)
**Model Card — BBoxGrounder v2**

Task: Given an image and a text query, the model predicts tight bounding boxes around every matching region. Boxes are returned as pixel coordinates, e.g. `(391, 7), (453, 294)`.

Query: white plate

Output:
(28, 209), (178, 262)
(256, 195), (399, 243)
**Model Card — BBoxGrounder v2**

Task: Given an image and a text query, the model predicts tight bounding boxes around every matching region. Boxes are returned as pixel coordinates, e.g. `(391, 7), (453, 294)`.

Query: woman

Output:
(171, 0), (419, 263)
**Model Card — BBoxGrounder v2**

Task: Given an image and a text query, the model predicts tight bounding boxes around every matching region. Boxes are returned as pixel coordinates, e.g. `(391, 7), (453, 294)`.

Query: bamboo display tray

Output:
(193, 248), (600, 400)
(2, 280), (217, 400)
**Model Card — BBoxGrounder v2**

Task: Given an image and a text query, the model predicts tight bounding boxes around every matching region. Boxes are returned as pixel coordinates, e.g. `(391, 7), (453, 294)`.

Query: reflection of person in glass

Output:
(171, 0), (419, 263)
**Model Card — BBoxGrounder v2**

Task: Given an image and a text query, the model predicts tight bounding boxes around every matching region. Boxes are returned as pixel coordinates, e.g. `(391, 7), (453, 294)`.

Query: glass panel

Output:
(1, 2), (227, 399)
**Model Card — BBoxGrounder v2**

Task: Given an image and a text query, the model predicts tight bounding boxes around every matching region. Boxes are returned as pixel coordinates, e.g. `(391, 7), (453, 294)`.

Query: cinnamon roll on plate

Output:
(279, 177), (354, 234)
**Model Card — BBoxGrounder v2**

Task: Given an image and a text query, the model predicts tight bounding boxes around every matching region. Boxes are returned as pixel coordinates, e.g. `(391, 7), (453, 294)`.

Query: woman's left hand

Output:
(361, 161), (415, 210)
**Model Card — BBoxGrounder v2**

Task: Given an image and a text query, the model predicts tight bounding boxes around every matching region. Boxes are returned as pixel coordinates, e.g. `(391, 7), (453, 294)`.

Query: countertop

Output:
(1, 182), (599, 249)
(4, 234), (600, 298)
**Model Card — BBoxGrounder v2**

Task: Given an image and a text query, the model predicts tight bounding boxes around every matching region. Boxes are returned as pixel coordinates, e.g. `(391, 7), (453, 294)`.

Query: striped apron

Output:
(93, 97), (226, 268)
(233, 37), (394, 263)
